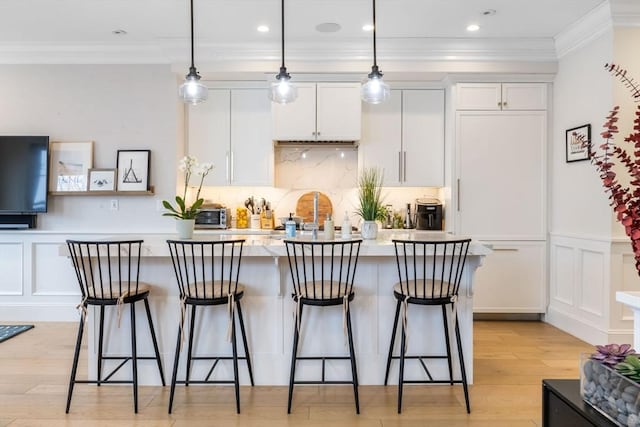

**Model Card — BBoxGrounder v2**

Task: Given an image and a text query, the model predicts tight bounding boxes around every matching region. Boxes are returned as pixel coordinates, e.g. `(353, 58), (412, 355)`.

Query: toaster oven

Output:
(195, 208), (229, 229)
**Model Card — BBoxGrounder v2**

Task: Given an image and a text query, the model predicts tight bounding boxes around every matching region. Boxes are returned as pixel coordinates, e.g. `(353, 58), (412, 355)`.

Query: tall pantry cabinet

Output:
(455, 83), (548, 313)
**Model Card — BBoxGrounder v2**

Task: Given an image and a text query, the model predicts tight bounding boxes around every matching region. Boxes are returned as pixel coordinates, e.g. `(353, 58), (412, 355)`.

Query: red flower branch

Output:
(584, 64), (640, 274)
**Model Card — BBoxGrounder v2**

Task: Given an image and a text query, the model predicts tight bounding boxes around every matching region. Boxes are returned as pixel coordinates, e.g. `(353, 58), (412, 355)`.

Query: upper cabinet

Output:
(456, 83), (547, 111)
(187, 88), (273, 186)
(361, 89), (445, 187)
(272, 83), (362, 141)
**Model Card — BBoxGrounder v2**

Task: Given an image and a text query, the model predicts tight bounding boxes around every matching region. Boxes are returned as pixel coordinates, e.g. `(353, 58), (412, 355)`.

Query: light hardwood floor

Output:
(0, 320), (593, 426)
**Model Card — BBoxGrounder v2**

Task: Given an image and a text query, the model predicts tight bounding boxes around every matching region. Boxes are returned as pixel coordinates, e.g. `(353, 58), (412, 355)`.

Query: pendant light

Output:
(361, 0), (390, 104)
(269, 0), (297, 104)
(178, 0), (208, 105)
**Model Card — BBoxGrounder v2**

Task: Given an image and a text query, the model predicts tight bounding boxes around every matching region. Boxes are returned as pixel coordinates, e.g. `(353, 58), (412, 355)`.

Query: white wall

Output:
(0, 64), (181, 232)
(551, 30), (614, 238)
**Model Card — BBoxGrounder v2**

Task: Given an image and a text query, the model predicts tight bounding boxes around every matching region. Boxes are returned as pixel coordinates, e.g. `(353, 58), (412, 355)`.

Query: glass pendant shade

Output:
(269, 68), (297, 104)
(361, 67), (390, 104)
(271, 0), (297, 104)
(179, 69), (208, 105)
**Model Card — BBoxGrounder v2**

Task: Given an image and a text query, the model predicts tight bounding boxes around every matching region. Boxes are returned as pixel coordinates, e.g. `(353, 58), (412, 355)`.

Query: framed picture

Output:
(88, 168), (116, 192)
(116, 150), (150, 192)
(566, 124), (591, 163)
(49, 141), (94, 192)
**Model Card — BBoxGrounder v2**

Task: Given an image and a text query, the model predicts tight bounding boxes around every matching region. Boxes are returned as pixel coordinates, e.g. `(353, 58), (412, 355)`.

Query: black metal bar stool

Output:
(284, 238), (362, 414)
(166, 238), (254, 414)
(383, 237), (471, 414)
(65, 239), (166, 414)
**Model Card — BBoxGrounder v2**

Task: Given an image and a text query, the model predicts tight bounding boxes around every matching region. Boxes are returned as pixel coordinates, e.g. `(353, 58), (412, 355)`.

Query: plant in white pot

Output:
(162, 155), (214, 239)
(356, 167), (386, 239)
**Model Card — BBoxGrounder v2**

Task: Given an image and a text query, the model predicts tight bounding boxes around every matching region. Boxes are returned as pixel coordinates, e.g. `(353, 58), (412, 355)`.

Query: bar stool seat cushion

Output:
(87, 282), (151, 299)
(393, 280), (453, 299)
(186, 282), (245, 300)
(295, 281), (352, 300)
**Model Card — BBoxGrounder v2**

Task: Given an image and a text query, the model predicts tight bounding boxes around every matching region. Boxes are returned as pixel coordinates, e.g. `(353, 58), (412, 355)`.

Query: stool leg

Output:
(168, 324), (182, 414)
(442, 304), (454, 386)
(236, 300), (255, 386)
(287, 302), (303, 414)
(185, 305), (197, 387)
(143, 298), (166, 386)
(398, 317), (407, 414)
(384, 299), (402, 386)
(454, 307), (470, 413)
(231, 310), (241, 414)
(130, 302), (139, 413)
(65, 309), (85, 413)
(346, 304), (360, 414)
(97, 305), (105, 386)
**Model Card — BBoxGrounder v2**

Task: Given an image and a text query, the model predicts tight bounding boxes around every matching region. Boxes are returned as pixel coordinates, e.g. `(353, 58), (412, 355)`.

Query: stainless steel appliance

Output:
(195, 207), (230, 229)
(415, 199), (443, 231)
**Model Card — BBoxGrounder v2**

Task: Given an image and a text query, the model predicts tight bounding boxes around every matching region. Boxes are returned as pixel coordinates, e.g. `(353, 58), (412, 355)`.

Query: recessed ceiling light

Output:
(315, 22), (341, 33)
(466, 24), (480, 32)
(112, 29), (127, 35)
(362, 24), (374, 31)
(257, 25), (269, 33)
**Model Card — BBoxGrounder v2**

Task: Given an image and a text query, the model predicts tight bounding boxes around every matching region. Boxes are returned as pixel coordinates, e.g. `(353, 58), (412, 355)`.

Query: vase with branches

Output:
(580, 64), (640, 274)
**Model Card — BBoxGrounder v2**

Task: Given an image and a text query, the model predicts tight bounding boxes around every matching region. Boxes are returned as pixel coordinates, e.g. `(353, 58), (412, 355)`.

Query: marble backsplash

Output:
(198, 146), (445, 229)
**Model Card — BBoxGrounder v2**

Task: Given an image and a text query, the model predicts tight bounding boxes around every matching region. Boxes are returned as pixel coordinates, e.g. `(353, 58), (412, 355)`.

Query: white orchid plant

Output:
(162, 155), (214, 220)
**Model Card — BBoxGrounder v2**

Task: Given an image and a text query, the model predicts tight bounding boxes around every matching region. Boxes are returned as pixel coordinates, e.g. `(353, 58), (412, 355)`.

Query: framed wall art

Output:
(88, 168), (116, 192)
(116, 149), (150, 192)
(49, 141), (94, 192)
(566, 124), (591, 163)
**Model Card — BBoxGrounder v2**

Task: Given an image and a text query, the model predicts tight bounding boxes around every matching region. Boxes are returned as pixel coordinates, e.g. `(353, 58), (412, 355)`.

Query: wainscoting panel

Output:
(579, 249), (606, 317)
(552, 244), (575, 306)
(0, 242), (24, 295)
(32, 241), (78, 296)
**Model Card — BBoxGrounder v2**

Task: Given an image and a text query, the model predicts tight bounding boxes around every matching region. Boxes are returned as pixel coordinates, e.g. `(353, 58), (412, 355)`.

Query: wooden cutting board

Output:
(295, 192), (333, 223)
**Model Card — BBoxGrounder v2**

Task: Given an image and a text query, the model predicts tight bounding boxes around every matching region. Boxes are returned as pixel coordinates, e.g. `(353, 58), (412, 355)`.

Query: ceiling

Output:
(0, 0), (609, 66)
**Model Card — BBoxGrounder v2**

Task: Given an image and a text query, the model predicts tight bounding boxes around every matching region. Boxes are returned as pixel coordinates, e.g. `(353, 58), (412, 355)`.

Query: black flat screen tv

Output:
(0, 136), (49, 214)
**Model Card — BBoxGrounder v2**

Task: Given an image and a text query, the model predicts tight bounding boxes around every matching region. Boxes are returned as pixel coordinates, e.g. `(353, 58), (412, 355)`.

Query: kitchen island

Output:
(2, 229), (490, 386)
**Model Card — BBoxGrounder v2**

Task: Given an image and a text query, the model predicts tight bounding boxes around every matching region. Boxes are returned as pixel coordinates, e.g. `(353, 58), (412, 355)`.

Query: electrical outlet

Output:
(110, 200), (119, 211)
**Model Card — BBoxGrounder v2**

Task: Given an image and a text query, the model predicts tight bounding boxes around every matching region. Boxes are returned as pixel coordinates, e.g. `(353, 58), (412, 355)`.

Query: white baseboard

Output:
(546, 306), (632, 345)
(0, 303), (78, 322)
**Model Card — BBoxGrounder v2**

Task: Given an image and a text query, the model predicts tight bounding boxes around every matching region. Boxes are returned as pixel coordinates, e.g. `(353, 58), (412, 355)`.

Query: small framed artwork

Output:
(566, 124), (591, 163)
(88, 168), (116, 192)
(49, 141), (94, 192)
(116, 149), (150, 192)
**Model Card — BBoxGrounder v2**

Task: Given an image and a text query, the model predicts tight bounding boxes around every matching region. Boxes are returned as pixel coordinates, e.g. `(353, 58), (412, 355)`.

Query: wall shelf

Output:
(49, 186), (154, 197)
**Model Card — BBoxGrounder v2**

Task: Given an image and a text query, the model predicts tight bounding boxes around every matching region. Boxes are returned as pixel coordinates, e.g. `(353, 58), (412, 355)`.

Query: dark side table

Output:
(542, 379), (616, 426)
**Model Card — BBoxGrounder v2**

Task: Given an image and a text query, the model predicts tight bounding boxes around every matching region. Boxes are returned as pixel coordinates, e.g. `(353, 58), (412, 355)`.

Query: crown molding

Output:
(0, 36), (557, 67)
(554, 2), (613, 59)
(611, 0), (640, 26)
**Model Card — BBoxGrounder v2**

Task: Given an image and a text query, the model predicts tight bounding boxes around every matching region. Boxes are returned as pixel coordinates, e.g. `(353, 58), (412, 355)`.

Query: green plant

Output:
(162, 155), (214, 220)
(616, 355), (640, 381)
(356, 167), (386, 221)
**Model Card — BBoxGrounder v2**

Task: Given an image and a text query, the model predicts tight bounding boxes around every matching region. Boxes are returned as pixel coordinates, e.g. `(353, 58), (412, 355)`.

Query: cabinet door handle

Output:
(403, 151), (407, 182)
(230, 151), (234, 182)
(502, 101), (507, 108)
(226, 152), (230, 182)
(492, 247), (519, 252)
(312, 131), (316, 136)
(317, 131), (321, 137)
(398, 152), (402, 183)
(457, 178), (461, 211)
(498, 101), (502, 108)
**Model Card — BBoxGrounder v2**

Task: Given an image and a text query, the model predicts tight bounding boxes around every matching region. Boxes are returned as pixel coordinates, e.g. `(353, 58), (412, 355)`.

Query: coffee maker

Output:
(415, 199), (443, 231)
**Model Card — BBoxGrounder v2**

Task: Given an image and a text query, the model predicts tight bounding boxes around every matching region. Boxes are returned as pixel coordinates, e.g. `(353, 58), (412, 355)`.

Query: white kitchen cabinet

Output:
(471, 241), (546, 313)
(272, 83), (361, 141)
(456, 83), (547, 111)
(187, 88), (273, 186)
(456, 111), (546, 240)
(361, 89), (444, 187)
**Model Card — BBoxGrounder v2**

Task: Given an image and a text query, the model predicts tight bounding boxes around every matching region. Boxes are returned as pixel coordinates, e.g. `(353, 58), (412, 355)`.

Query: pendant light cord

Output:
(280, 0), (286, 70)
(189, 0), (195, 70)
(372, 0), (377, 68)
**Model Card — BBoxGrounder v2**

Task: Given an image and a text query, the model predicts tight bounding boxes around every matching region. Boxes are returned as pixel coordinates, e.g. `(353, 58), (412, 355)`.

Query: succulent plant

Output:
(616, 355), (640, 381)
(591, 343), (636, 366)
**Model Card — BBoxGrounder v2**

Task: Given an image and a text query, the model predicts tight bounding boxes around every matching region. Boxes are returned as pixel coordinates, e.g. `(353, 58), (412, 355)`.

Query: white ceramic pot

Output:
(361, 220), (378, 240)
(176, 219), (195, 239)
